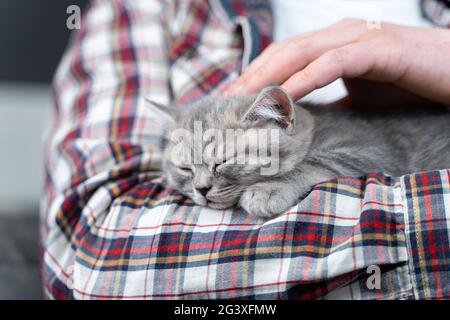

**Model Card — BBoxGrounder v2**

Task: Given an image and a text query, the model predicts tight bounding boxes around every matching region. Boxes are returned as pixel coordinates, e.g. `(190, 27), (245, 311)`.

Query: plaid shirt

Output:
(42, 0), (450, 300)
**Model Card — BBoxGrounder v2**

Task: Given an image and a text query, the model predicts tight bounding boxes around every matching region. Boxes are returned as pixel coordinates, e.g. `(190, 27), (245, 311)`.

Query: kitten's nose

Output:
(197, 187), (211, 197)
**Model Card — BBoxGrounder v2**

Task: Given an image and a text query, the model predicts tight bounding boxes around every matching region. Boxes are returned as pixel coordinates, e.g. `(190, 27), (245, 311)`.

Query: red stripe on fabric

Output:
(205, 211), (226, 299)
(83, 215), (261, 233)
(228, 0), (246, 15)
(80, 208), (363, 234)
(421, 174), (437, 274)
(416, 172), (445, 298)
(77, 226), (378, 259)
(46, 251), (72, 280)
(72, 276), (328, 299)
(429, 172), (446, 298)
(364, 201), (403, 208)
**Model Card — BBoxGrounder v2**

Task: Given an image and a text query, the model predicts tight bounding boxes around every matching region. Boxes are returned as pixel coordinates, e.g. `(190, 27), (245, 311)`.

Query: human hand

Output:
(224, 19), (450, 108)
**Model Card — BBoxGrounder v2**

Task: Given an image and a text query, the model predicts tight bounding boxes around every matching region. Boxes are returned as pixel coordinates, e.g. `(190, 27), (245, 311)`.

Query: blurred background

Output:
(0, 0), (88, 299)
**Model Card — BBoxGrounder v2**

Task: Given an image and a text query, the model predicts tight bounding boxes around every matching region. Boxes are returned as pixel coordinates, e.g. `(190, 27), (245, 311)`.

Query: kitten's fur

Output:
(159, 86), (450, 218)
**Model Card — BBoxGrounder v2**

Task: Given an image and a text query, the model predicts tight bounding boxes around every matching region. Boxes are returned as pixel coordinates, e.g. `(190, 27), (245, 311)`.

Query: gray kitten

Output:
(158, 86), (450, 218)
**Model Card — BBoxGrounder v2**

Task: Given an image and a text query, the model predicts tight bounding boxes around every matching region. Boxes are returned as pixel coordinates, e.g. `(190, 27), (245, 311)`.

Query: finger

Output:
(282, 41), (380, 101)
(240, 19), (360, 79)
(221, 42), (284, 94)
(225, 19), (362, 95)
(235, 30), (317, 78)
(224, 19), (367, 95)
(222, 41), (291, 95)
(223, 33), (317, 95)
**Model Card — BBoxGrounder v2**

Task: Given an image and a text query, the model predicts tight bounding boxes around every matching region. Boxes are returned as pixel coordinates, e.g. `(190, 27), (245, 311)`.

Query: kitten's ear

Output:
(242, 86), (295, 130)
(145, 97), (177, 126)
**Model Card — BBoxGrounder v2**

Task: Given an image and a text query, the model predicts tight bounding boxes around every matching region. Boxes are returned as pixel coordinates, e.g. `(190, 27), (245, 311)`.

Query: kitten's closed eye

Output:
(214, 158), (241, 176)
(211, 160), (225, 175)
(176, 166), (192, 176)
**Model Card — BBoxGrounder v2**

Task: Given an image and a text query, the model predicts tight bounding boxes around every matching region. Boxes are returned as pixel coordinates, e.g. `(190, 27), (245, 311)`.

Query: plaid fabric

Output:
(42, 0), (450, 299)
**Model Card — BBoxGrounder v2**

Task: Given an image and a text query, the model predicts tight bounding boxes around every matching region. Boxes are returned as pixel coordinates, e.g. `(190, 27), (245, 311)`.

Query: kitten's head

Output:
(156, 86), (306, 210)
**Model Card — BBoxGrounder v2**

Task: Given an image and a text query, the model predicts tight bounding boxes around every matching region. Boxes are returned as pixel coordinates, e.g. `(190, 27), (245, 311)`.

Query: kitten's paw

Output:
(239, 187), (296, 219)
